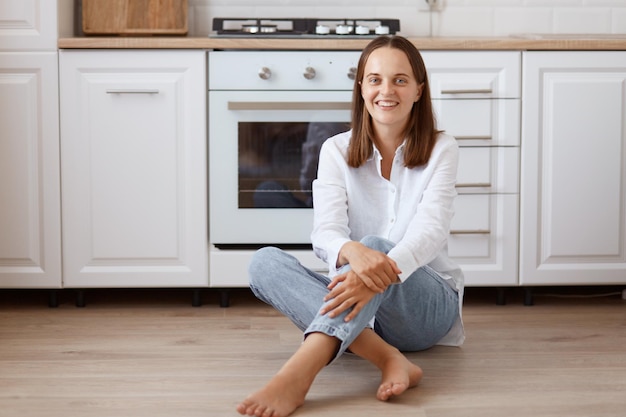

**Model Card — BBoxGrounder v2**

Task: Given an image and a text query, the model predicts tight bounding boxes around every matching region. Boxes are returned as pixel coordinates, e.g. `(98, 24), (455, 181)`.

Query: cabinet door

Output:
(59, 50), (208, 288)
(521, 51), (626, 285)
(0, 52), (61, 287)
(0, 0), (57, 50)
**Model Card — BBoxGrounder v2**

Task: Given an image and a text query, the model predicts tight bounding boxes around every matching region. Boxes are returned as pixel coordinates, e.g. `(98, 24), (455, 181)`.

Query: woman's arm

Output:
(337, 241), (401, 292)
(388, 135), (459, 281)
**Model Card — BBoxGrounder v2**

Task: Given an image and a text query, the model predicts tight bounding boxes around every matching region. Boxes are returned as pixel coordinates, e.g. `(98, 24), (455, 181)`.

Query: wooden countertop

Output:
(58, 35), (626, 50)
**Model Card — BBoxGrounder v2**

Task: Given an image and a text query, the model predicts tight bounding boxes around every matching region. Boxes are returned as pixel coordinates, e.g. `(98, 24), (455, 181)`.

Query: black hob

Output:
(211, 18), (400, 38)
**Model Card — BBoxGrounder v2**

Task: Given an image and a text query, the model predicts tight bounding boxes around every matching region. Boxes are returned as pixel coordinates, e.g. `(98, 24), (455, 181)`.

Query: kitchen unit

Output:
(0, 0), (62, 288)
(59, 50), (208, 289)
(2, 6), (624, 301)
(520, 51), (626, 286)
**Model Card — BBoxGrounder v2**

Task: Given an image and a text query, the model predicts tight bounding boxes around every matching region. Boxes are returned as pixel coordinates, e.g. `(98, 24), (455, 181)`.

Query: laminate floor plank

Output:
(0, 289), (624, 417)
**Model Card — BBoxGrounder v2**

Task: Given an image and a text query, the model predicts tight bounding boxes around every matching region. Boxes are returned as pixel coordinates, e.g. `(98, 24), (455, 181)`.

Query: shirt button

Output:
(390, 218), (395, 223)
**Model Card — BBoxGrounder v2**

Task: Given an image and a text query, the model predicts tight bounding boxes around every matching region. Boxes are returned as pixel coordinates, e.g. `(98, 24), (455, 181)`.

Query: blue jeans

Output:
(248, 236), (459, 361)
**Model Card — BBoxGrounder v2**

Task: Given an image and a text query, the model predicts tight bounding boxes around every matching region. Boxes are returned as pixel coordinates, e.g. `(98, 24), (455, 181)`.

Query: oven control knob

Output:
(375, 25), (390, 35)
(258, 67), (272, 80)
(348, 67), (357, 80)
(303, 66), (316, 80)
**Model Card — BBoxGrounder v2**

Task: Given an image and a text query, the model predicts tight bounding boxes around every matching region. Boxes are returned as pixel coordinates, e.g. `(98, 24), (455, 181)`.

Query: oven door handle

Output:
(227, 101), (352, 111)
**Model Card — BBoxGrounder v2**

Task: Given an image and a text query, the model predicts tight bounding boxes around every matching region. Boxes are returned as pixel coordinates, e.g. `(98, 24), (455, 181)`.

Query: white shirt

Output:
(311, 129), (465, 346)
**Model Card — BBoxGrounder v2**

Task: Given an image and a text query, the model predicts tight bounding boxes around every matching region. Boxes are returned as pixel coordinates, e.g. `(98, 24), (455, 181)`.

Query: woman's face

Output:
(360, 46), (424, 133)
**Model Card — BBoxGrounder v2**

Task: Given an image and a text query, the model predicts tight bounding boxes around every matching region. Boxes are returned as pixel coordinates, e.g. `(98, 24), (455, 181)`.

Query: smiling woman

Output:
(237, 35), (464, 417)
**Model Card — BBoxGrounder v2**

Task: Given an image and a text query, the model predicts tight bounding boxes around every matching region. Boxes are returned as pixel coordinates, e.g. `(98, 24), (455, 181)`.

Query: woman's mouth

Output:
(376, 100), (398, 108)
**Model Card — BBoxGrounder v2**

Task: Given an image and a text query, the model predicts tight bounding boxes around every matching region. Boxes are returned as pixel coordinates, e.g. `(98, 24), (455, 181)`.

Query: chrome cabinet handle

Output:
(106, 89), (159, 94)
(228, 101), (351, 111)
(441, 88), (493, 95)
(303, 66), (316, 80)
(347, 67), (357, 80)
(456, 183), (492, 188)
(455, 135), (493, 140)
(450, 229), (491, 235)
(258, 67), (272, 80)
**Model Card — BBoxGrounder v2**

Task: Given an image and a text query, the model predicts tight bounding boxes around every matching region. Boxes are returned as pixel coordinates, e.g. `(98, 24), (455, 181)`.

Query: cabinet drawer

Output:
(422, 51), (521, 99)
(450, 194), (519, 286)
(457, 146), (519, 193)
(434, 98), (520, 146)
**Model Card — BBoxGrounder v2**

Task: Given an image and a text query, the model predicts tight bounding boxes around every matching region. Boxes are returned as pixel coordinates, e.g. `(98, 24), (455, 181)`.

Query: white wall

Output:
(188, 0), (626, 37)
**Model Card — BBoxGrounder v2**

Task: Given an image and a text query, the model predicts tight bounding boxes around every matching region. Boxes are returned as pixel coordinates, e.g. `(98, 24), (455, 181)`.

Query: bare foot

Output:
(376, 351), (423, 401)
(237, 333), (339, 417)
(236, 371), (309, 417)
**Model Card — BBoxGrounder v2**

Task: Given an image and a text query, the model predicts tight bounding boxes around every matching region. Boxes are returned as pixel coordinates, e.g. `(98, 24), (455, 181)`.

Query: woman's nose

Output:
(380, 79), (394, 94)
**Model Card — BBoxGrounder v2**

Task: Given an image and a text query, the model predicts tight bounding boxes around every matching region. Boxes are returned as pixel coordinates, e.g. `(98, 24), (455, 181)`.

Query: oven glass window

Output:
(238, 122), (348, 208)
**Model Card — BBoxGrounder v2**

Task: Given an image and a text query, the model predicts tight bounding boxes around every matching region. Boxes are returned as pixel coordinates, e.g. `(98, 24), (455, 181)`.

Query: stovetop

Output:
(211, 18), (400, 38)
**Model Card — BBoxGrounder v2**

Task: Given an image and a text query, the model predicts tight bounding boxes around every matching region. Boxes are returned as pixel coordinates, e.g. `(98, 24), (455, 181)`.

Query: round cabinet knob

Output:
(303, 66), (316, 80)
(258, 67), (272, 80)
(347, 67), (357, 80)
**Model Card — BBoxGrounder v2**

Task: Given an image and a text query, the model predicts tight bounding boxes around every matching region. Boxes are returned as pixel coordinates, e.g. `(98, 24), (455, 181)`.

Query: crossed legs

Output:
(236, 329), (422, 417)
(237, 240), (456, 417)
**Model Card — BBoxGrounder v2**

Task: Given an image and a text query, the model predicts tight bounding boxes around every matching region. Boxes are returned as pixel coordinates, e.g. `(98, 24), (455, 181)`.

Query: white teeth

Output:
(377, 101), (396, 107)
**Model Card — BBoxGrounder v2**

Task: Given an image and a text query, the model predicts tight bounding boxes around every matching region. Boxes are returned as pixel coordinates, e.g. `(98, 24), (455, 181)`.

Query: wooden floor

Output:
(0, 287), (625, 417)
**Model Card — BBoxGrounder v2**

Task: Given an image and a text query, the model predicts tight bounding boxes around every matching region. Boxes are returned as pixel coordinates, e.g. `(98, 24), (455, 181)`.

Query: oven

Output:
(208, 50), (359, 246)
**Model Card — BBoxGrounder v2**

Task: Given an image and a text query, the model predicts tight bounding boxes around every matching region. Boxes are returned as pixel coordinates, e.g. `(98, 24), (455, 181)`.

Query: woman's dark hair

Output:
(348, 35), (441, 168)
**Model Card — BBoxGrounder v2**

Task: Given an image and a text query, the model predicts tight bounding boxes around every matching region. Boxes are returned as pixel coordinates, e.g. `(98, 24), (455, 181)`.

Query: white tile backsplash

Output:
(190, 0), (626, 37)
(553, 7), (613, 33)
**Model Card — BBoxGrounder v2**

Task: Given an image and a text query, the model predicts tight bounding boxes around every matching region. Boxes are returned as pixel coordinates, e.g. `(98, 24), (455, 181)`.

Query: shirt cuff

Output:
(326, 237), (351, 276)
(387, 245), (420, 283)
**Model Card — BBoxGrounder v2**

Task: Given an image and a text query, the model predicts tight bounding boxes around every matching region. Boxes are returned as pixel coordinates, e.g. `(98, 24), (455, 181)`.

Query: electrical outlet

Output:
(418, 0), (445, 12)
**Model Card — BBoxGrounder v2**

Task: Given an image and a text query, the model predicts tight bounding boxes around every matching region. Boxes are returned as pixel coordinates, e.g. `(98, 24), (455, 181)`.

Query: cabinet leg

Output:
(496, 288), (506, 305)
(192, 289), (202, 307)
(523, 287), (534, 306)
(48, 290), (59, 308)
(75, 290), (86, 308)
(219, 290), (230, 308)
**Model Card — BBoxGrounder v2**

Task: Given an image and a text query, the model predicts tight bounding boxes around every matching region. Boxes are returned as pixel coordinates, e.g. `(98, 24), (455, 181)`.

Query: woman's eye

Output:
(395, 78), (408, 84)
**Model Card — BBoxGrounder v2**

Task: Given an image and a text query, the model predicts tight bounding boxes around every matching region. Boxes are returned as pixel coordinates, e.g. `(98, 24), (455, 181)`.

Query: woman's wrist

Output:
(337, 241), (360, 267)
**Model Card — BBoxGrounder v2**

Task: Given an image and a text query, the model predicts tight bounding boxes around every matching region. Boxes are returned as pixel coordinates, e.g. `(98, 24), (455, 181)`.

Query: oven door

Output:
(209, 90), (351, 246)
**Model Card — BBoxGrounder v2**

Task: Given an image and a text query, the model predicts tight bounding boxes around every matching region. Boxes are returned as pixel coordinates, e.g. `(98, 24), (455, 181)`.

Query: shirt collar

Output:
(368, 140), (407, 161)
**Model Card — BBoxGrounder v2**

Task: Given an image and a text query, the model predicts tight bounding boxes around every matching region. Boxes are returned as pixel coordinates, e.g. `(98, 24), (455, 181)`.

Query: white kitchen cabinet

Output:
(422, 51), (521, 286)
(0, 52), (62, 288)
(0, 0), (62, 289)
(0, 0), (58, 50)
(59, 50), (208, 288)
(520, 51), (626, 285)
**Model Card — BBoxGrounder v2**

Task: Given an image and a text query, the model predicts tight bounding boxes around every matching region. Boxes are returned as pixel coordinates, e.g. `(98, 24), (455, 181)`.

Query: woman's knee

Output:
(248, 246), (286, 288)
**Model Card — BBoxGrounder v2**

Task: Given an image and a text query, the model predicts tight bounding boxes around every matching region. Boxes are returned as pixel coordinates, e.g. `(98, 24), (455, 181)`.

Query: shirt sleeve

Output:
(310, 135), (351, 276)
(387, 135), (460, 282)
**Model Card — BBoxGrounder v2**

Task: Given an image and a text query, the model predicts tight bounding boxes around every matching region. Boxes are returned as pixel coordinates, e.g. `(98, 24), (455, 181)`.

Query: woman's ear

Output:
(415, 82), (425, 102)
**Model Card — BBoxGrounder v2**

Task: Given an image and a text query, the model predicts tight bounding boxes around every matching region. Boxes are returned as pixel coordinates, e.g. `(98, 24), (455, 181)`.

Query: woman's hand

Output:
(320, 271), (377, 322)
(337, 242), (401, 293)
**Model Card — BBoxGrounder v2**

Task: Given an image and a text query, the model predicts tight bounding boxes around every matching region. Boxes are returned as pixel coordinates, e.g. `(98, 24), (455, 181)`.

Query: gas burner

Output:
(212, 18), (400, 38)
